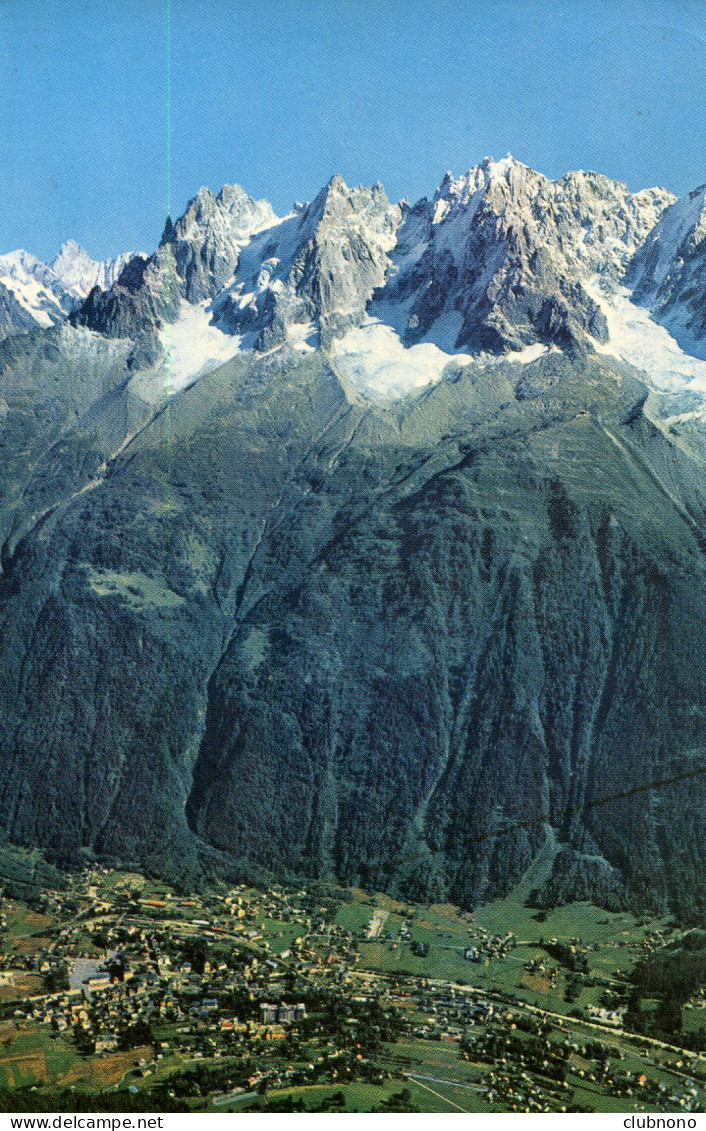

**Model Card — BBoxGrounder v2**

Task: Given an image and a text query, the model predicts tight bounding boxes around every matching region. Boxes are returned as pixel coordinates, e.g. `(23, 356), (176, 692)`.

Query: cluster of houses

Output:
(587, 1004), (627, 1027)
(464, 931), (517, 962)
(1, 866), (705, 1113)
(411, 989), (497, 1042)
(522, 957), (560, 986)
(686, 987), (706, 1012)
(0, 870), (372, 1074)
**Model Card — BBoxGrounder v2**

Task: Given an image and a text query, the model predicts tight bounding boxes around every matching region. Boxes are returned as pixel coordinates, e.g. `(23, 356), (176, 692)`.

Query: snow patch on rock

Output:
(160, 302), (244, 394)
(590, 282), (706, 395)
(329, 318), (550, 400)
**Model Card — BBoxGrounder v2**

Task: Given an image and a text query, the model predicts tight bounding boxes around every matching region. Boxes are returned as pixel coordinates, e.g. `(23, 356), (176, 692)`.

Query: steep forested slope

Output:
(1, 337), (705, 916)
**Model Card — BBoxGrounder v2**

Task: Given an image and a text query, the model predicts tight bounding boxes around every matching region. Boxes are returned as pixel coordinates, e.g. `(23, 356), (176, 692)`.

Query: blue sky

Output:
(1, 0), (705, 261)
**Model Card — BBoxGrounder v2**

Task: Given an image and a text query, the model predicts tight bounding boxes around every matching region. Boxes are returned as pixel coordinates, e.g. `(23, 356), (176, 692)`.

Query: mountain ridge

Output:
(5, 155), (706, 401)
(58, 155), (705, 409)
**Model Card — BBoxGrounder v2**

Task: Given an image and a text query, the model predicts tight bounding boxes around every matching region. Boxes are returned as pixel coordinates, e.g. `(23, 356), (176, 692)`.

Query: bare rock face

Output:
(166, 183), (279, 304)
(628, 185), (706, 356)
(214, 175), (403, 348)
(374, 156), (674, 354)
(73, 254), (175, 357)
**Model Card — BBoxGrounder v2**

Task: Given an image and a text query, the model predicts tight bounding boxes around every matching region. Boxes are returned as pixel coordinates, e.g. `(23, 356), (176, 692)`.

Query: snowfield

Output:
(157, 304), (319, 397)
(589, 283), (706, 396)
(160, 302), (245, 393)
(329, 318), (550, 400)
(330, 320), (473, 398)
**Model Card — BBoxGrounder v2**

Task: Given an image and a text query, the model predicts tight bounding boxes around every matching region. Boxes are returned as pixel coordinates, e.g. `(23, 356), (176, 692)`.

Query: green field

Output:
(255, 917), (305, 955)
(237, 1076), (489, 1113)
(0, 1029), (78, 1089)
(3, 904), (55, 942)
(334, 900), (376, 934)
(342, 882), (672, 996)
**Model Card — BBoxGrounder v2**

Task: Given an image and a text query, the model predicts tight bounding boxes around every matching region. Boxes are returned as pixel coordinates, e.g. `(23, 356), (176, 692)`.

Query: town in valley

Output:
(1, 849), (705, 1114)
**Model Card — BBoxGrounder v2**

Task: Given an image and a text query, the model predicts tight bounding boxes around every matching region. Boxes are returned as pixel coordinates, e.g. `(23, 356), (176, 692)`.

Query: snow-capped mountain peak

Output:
(0, 247), (76, 330)
(626, 186), (706, 359)
(0, 239), (144, 339)
(160, 182), (280, 304)
(51, 238), (139, 300)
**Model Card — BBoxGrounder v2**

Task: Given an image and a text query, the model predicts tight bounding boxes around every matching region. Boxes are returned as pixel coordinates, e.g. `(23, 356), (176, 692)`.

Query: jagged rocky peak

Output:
(161, 183), (279, 303)
(71, 247), (183, 370)
(286, 174), (402, 335)
(375, 154), (674, 354)
(171, 182), (277, 242)
(627, 184), (706, 356)
(306, 172), (392, 224)
(75, 181), (280, 350)
(215, 173), (403, 349)
(51, 238), (139, 299)
(66, 158), (689, 387)
(72, 172), (402, 358)
(432, 157), (672, 259)
(440, 153), (544, 198)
